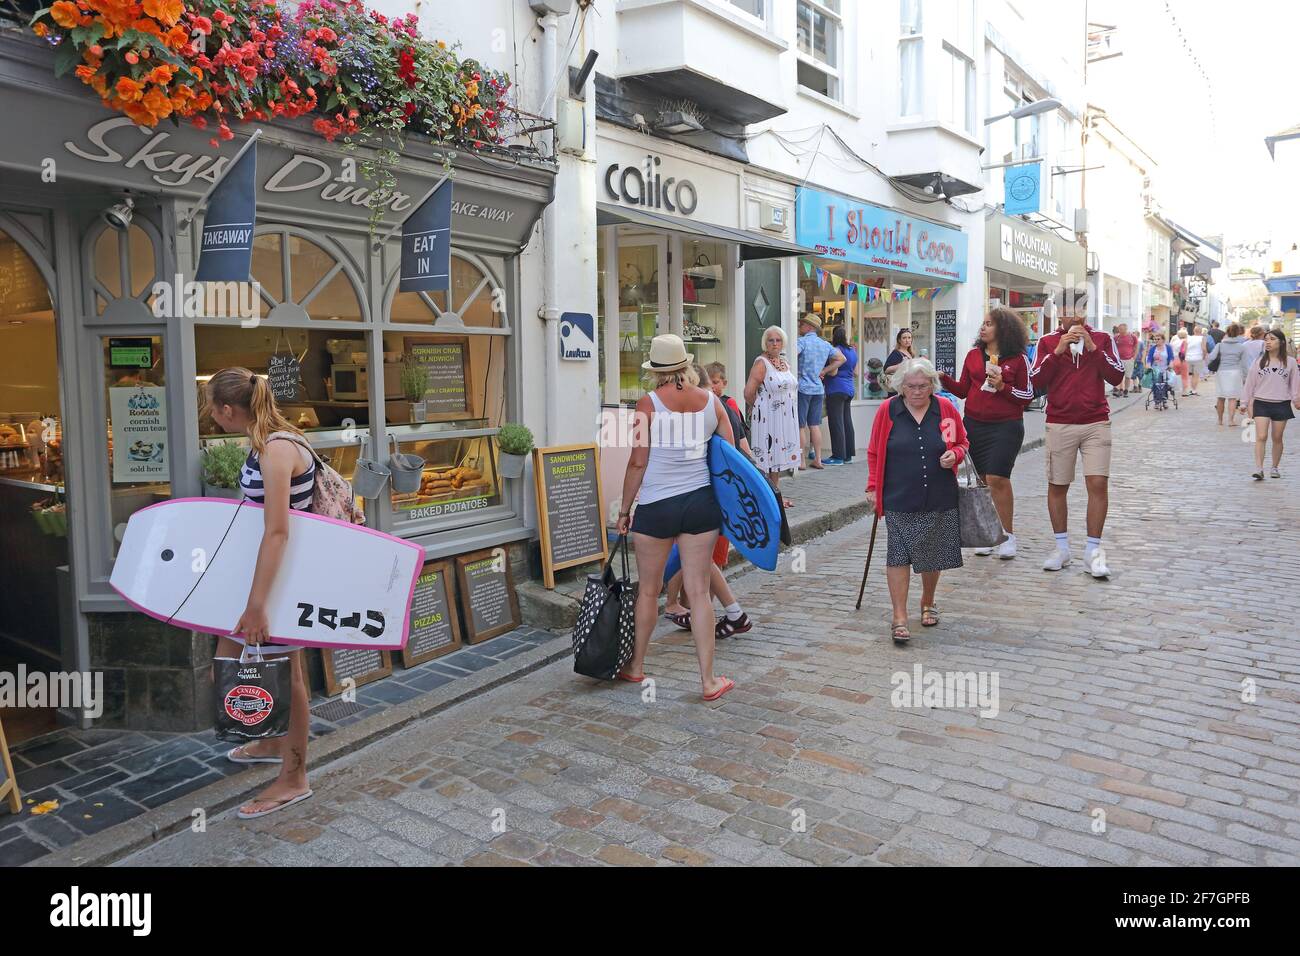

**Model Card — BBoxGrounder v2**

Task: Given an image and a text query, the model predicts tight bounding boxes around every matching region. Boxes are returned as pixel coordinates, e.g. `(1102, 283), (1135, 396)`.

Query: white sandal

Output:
(236, 789), (313, 820)
(227, 745), (283, 765)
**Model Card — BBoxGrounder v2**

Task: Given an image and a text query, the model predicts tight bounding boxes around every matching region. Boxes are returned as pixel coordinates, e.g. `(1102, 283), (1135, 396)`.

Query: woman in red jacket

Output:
(939, 307), (1033, 560)
(865, 357), (969, 644)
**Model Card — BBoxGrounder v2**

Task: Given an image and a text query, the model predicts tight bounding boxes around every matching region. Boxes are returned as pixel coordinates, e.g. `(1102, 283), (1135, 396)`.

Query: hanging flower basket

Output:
(29, 0), (516, 226)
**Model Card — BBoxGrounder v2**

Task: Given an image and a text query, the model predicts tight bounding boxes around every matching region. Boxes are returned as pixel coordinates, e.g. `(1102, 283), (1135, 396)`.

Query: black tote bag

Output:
(572, 535), (637, 680)
(214, 645), (293, 741)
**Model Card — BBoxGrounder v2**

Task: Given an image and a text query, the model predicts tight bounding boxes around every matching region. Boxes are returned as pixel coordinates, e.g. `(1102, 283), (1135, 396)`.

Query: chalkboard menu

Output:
(267, 353), (301, 403)
(532, 443), (608, 589)
(321, 647), (392, 697)
(454, 548), (521, 644)
(0, 714), (21, 814)
(400, 560), (463, 667)
(934, 310), (958, 378)
(405, 335), (470, 419)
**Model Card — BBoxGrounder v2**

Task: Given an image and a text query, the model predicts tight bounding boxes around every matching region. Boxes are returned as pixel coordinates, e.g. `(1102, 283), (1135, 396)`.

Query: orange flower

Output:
(89, 74), (108, 96)
(165, 25), (189, 50)
(50, 1), (83, 28)
(143, 86), (173, 119)
(75, 65), (98, 82)
(32, 21), (49, 36)
(140, 0), (182, 27)
(146, 65), (173, 84)
(115, 76), (145, 103)
(130, 16), (162, 37)
(122, 100), (159, 126)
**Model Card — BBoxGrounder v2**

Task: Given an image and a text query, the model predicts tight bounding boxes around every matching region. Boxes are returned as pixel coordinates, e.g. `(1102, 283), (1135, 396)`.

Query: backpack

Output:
(267, 431), (364, 524)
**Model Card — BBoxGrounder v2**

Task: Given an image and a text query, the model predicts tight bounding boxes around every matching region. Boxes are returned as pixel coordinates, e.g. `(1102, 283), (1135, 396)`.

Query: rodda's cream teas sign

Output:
(110, 385), (168, 484)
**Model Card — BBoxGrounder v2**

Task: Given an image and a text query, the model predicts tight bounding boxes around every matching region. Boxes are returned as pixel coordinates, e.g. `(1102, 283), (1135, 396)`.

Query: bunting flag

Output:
(796, 259), (954, 304)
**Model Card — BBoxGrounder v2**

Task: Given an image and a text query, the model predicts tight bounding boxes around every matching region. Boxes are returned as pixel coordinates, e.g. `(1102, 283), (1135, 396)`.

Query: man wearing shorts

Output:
(796, 313), (843, 470)
(1029, 312), (1126, 578)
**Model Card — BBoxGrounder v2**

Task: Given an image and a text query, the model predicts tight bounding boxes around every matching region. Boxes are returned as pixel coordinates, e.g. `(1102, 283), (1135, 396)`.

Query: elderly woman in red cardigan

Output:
(865, 356), (970, 644)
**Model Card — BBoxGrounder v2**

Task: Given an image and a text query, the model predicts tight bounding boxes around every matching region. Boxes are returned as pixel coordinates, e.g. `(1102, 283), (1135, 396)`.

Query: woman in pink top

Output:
(1243, 329), (1300, 480)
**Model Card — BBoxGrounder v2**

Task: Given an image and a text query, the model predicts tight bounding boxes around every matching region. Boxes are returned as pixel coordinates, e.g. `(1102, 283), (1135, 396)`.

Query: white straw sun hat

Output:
(641, 333), (692, 372)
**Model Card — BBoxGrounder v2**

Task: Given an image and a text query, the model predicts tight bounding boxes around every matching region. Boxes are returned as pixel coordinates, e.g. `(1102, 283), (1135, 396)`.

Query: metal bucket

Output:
(388, 435), (424, 493)
(352, 440), (391, 498)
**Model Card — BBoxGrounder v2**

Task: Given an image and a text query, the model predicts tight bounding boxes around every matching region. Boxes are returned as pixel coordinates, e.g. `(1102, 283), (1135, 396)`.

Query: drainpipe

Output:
(537, 10), (561, 445)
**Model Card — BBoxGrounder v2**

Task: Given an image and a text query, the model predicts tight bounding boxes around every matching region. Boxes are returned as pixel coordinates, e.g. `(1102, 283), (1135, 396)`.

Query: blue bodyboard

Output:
(660, 436), (782, 579)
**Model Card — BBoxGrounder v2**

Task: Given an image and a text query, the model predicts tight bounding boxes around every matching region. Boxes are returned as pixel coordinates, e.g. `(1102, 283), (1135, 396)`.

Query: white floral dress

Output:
(750, 356), (801, 474)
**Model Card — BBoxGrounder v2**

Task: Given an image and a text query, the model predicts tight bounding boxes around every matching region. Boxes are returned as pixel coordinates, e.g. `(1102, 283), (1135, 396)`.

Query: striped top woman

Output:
(202, 366), (316, 820)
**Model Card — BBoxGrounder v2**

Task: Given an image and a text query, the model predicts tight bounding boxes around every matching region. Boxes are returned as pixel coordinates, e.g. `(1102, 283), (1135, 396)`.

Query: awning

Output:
(596, 202), (817, 261)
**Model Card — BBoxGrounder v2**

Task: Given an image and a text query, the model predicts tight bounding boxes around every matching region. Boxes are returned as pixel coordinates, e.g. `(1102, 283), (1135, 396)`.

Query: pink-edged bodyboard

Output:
(110, 498), (423, 651)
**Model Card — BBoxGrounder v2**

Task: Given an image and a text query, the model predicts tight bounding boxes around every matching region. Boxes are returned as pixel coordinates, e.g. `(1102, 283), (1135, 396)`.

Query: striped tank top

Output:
(240, 437), (316, 510)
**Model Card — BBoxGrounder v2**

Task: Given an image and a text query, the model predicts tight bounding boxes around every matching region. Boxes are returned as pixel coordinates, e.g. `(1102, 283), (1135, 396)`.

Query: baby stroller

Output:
(1144, 367), (1178, 411)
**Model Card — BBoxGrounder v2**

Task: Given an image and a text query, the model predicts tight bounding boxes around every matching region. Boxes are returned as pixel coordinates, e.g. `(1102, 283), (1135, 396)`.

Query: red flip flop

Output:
(616, 671), (644, 683)
(702, 676), (735, 701)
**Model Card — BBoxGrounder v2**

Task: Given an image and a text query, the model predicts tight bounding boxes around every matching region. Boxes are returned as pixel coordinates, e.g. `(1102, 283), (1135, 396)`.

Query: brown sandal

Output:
(921, 605), (939, 627)
(664, 610), (691, 631)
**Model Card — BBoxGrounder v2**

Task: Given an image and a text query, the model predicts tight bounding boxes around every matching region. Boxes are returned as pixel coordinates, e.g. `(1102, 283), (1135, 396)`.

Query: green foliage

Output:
(496, 422), (534, 457)
(201, 440), (247, 489)
(400, 361), (429, 402)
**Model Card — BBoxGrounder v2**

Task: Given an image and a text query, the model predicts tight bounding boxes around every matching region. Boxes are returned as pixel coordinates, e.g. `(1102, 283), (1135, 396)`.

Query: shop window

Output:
(388, 435), (502, 525)
(251, 229), (365, 323)
(0, 228), (59, 483)
(797, 0), (842, 100)
(682, 239), (728, 373)
(103, 335), (170, 556)
(859, 300), (891, 399)
(615, 240), (664, 403)
(389, 256), (506, 329)
(91, 222), (160, 316)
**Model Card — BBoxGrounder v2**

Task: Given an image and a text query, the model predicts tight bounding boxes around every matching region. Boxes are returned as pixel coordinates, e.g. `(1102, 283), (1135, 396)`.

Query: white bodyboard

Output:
(110, 498), (423, 651)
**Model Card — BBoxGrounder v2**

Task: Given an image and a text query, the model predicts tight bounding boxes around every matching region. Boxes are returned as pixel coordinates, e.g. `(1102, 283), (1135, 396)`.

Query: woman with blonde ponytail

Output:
(204, 367), (317, 818)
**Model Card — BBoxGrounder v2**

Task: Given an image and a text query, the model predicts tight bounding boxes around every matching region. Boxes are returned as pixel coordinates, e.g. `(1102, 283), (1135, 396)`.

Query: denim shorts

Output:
(797, 392), (824, 427)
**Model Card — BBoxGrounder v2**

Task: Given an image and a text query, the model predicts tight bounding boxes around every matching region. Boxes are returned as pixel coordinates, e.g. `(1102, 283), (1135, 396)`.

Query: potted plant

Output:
(200, 441), (247, 499)
(402, 361), (429, 422)
(496, 423), (534, 479)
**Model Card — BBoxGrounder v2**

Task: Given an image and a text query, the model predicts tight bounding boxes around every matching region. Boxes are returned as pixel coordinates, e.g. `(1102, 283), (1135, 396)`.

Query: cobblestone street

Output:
(118, 400), (1300, 867)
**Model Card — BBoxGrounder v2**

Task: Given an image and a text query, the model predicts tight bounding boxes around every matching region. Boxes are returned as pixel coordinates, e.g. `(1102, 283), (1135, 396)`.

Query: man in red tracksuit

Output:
(1029, 312), (1125, 579)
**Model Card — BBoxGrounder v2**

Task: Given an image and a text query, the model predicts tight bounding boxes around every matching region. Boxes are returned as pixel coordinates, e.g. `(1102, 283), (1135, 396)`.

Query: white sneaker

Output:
(1270, 467), (1281, 479)
(1084, 548), (1110, 579)
(1042, 549), (1072, 571)
(973, 546), (995, 556)
(997, 537), (1017, 560)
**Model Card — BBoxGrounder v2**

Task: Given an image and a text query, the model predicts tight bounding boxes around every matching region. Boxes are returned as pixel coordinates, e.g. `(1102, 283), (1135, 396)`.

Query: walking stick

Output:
(855, 510), (881, 611)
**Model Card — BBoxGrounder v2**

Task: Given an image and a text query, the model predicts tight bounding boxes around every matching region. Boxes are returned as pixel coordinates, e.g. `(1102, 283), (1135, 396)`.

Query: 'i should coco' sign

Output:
(794, 186), (969, 282)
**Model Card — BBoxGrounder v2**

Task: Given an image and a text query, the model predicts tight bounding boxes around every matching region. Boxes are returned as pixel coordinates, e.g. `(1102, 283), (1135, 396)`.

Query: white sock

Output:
(1054, 532), (1069, 554)
(724, 603), (743, 621)
(1085, 536), (1101, 555)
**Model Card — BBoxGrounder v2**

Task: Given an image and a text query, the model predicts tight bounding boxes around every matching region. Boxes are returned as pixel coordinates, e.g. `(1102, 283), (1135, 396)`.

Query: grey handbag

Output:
(958, 457), (1005, 549)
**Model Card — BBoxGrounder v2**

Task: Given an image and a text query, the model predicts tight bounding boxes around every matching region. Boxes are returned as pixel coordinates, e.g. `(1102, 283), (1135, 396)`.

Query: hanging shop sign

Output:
(795, 186), (968, 282)
(1003, 162), (1041, 216)
(533, 444), (608, 589)
(194, 142), (257, 282)
(986, 211), (1086, 288)
(109, 385), (168, 484)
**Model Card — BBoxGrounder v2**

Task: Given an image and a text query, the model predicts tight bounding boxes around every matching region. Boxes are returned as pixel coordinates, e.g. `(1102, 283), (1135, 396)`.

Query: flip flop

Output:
(236, 789), (314, 820)
(921, 605), (940, 627)
(616, 670), (644, 683)
(227, 746), (282, 765)
(702, 677), (735, 702)
(891, 622), (911, 644)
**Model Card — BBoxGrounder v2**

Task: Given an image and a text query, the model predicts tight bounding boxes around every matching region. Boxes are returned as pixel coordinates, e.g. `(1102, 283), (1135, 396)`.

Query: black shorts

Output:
(1252, 399), (1295, 422)
(964, 417), (1025, 478)
(631, 485), (722, 539)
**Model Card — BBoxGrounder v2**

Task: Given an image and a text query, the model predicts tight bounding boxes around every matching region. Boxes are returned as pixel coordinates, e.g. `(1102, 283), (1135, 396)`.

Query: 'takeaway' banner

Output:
(194, 144), (256, 282)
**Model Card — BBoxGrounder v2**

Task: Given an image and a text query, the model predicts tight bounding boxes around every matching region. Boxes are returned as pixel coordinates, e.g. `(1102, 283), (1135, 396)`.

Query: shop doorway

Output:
(0, 220), (64, 743)
(611, 236), (667, 403)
